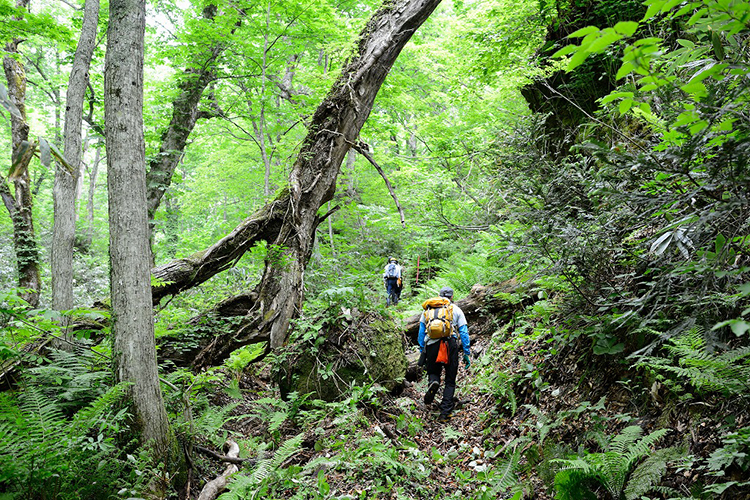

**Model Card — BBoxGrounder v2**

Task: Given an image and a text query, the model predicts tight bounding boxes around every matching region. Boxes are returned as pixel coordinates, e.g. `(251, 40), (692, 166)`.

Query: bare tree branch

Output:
(352, 142), (406, 228)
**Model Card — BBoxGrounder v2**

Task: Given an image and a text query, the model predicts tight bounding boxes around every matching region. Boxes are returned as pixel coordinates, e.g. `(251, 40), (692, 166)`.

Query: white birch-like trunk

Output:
(52, 0), (99, 327)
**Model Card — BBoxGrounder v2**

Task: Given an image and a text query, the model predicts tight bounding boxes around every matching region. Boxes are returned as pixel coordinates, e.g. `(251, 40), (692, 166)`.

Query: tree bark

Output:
(52, 0), (99, 324)
(105, 0), (170, 454)
(2, 0), (41, 308)
(151, 195), (288, 303)
(83, 141), (101, 249)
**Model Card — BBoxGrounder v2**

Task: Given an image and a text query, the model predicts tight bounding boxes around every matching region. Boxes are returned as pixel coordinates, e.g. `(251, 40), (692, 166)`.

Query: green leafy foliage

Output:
(623, 444), (687, 499)
(634, 327), (750, 397)
(3, 0), (750, 497)
(707, 427), (750, 474)
(553, 425), (669, 499)
(0, 379), (132, 498)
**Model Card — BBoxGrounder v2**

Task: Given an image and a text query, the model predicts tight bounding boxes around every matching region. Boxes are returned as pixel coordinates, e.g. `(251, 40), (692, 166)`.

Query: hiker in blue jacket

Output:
(418, 286), (471, 422)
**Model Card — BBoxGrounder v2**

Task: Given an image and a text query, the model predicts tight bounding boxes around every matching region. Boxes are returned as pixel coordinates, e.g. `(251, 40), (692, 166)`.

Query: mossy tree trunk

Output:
(1, 0), (41, 308)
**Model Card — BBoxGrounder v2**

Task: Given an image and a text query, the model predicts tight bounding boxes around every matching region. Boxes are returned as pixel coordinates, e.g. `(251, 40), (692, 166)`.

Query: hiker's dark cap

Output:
(439, 287), (453, 298)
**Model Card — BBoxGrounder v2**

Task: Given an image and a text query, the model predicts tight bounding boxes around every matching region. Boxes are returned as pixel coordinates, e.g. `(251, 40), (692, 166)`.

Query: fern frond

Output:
(19, 385), (65, 443)
(609, 425), (643, 456)
(0, 420), (24, 456)
(250, 434), (303, 484)
(302, 456), (338, 474)
(220, 474), (256, 499)
(193, 402), (241, 442)
(600, 451), (628, 498)
(624, 446), (687, 500)
(268, 410), (288, 434)
(635, 326), (750, 396)
(552, 458), (596, 475)
(492, 449), (521, 491)
(47, 348), (88, 371)
(70, 382), (131, 433)
(271, 433), (303, 469)
(718, 346), (750, 364)
(624, 428), (668, 466)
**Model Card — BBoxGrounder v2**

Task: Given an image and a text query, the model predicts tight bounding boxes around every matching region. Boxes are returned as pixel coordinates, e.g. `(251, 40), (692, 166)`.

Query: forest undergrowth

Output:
(185, 292), (750, 500)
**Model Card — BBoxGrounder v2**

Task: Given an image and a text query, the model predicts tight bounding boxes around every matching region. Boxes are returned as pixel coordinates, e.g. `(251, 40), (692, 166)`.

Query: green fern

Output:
(70, 381), (131, 434)
(246, 396), (290, 438)
(222, 434), (304, 498)
(553, 425), (668, 500)
(492, 448), (522, 493)
(0, 357), (132, 497)
(18, 385), (66, 443)
(634, 327), (750, 397)
(0, 418), (25, 483)
(623, 445), (686, 500)
(191, 399), (241, 443)
(250, 433), (304, 484)
(27, 347), (111, 410)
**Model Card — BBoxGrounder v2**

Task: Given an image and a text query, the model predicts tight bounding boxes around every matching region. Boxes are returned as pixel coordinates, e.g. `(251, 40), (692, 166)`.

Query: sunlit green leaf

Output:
(614, 21), (639, 37)
(568, 26), (599, 38)
(618, 99), (633, 115)
(551, 44), (578, 59)
(567, 50), (591, 71)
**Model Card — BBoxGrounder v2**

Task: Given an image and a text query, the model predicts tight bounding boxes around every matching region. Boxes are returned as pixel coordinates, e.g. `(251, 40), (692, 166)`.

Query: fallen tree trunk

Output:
(151, 198), (287, 304)
(156, 280), (539, 369)
(150, 0), (444, 308)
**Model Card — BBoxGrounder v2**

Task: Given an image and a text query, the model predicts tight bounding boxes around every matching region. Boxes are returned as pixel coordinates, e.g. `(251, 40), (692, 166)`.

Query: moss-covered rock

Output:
(279, 315), (407, 401)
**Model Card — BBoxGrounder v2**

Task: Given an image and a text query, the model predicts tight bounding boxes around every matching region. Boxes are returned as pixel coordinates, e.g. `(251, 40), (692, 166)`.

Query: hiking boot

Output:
(424, 381), (439, 405)
(437, 413), (451, 423)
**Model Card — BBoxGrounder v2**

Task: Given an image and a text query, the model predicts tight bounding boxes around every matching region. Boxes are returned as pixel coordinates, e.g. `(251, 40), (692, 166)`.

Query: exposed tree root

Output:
(195, 444), (254, 465)
(197, 440), (240, 500)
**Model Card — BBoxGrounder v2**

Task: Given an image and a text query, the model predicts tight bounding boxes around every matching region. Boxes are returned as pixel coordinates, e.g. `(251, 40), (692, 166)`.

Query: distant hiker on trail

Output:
(418, 286), (470, 422)
(383, 257), (403, 306)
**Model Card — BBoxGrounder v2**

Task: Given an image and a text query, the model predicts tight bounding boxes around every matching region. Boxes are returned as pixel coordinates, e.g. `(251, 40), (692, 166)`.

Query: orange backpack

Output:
(422, 297), (454, 339)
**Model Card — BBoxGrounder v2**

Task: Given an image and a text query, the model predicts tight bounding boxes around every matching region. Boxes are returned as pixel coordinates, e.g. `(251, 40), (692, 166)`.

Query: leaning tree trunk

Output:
(145, 4), (238, 244)
(51, 0), (99, 327)
(105, 0), (170, 455)
(187, 0), (444, 366)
